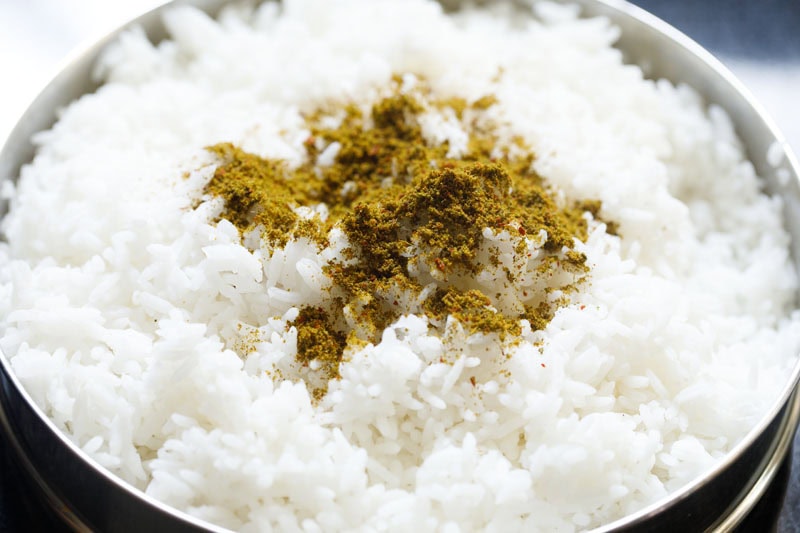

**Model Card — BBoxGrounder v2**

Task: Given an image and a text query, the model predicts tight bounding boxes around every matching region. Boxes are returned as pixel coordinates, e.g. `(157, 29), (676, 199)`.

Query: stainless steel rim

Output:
(710, 385), (800, 531)
(1, 0), (799, 531)
(3, 368), (797, 532)
(0, 401), (92, 532)
(581, 1), (800, 529)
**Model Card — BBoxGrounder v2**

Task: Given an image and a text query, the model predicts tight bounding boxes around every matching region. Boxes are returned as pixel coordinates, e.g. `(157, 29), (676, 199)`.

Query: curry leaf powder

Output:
(201, 79), (615, 395)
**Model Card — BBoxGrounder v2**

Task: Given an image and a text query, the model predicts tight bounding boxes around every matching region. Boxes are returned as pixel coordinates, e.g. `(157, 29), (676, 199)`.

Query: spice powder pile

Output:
(202, 79), (611, 399)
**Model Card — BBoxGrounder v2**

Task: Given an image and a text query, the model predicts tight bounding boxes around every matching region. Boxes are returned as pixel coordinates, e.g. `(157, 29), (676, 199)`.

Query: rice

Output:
(1, 0), (799, 530)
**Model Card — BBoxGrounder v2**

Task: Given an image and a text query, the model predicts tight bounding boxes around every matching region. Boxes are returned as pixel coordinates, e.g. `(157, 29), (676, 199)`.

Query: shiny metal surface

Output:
(1, 0), (800, 531)
(714, 386), (800, 531)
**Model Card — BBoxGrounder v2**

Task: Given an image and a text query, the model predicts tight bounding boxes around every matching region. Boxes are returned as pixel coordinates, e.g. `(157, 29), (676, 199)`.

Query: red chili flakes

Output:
(469, 376), (477, 387)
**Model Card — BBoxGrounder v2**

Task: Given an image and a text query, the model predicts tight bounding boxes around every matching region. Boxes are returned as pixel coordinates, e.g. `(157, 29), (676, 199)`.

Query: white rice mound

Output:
(2, 1), (800, 531)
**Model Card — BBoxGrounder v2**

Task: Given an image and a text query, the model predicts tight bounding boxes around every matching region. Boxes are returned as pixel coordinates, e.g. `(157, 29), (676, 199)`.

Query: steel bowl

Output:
(1, 0), (800, 531)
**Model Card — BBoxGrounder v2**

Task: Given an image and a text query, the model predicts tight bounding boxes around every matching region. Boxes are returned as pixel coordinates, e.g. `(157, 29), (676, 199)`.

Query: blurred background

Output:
(0, 0), (798, 531)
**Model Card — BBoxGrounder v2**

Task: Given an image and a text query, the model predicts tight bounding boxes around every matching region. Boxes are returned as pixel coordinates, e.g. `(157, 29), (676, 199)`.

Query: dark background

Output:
(1, 0), (799, 531)
(634, 0), (800, 61)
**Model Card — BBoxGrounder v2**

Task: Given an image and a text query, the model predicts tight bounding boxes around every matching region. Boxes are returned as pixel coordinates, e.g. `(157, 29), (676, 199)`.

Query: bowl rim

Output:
(575, 3), (800, 529)
(1, 0), (799, 531)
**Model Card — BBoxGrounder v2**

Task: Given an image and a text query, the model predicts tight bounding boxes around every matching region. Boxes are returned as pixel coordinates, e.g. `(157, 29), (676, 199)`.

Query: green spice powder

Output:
(202, 80), (613, 398)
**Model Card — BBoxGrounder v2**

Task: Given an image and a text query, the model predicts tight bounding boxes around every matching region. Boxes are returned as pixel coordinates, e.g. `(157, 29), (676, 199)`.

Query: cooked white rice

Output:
(1, 0), (799, 531)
